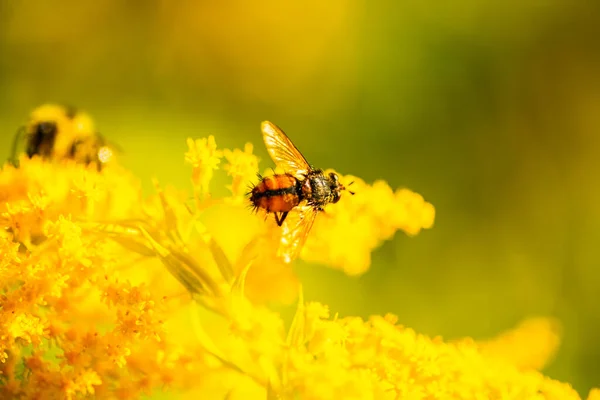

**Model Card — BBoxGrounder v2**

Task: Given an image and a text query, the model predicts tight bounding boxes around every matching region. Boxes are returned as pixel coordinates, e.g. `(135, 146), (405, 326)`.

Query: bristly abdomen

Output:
(250, 173), (303, 214)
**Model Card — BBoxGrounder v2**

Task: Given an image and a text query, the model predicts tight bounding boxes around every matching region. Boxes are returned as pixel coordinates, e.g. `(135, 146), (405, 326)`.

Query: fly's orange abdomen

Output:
(263, 192), (298, 212)
(266, 174), (296, 190)
(250, 173), (301, 213)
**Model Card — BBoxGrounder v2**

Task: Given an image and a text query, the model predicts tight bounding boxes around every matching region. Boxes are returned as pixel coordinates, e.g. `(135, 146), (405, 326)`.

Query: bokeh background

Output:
(1, 0), (599, 395)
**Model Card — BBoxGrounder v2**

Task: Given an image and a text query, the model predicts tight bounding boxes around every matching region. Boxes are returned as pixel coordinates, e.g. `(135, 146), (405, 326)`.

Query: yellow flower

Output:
(223, 143), (260, 202)
(301, 174), (435, 275)
(6, 313), (45, 344)
(63, 369), (103, 400)
(0, 156), (140, 245)
(477, 317), (562, 371)
(185, 136), (223, 198)
(1, 130), (596, 400)
(0, 158), (205, 399)
(588, 389), (600, 400)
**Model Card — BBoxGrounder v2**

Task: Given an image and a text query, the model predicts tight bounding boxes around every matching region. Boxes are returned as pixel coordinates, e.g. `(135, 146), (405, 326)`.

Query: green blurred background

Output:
(1, 0), (599, 395)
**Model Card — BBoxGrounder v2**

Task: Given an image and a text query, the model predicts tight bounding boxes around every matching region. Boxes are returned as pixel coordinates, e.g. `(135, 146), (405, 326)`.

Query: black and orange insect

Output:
(249, 121), (354, 262)
(9, 104), (115, 169)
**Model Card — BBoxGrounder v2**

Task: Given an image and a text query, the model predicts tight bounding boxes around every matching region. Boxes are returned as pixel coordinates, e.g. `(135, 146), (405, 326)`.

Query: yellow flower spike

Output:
(27, 191), (51, 212)
(2, 201), (34, 245)
(303, 302), (330, 343)
(588, 389), (600, 400)
(301, 171), (435, 275)
(223, 143), (260, 202)
(3, 130), (597, 399)
(185, 136), (223, 199)
(64, 369), (102, 400)
(477, 317), (562, 371)
(0, 159), (214, 399)
(0, 233), (21, 269)
(393, 188), (436, 235)
(0, 156), (141, 247)
(7, 313), (45, 344)
(305, 312), (348, 357)
(44, 216), (89, 265)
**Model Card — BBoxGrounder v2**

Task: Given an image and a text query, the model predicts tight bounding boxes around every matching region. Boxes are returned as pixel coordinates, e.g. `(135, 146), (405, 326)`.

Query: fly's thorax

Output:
(301, 170), (333, 207)
(301, 170), (346, 207)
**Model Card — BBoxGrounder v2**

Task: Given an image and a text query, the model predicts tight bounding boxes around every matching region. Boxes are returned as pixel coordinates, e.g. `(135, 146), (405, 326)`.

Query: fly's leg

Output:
(274, 211), (289, 226)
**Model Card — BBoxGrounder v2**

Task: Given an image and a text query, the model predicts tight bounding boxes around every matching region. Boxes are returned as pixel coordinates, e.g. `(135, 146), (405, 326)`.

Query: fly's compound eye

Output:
(329, 172), (339, 183)
(329, 172), (342, 203)
(332, 191), (341, 203)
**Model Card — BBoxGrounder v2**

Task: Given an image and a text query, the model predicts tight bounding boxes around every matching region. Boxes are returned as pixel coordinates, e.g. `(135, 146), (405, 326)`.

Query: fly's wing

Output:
(277, 206), (318, 263)
(261, 121), (311, 179)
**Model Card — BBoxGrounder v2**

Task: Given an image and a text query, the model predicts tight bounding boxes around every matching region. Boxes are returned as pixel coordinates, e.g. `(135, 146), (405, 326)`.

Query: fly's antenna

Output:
(347, 180), (355, 195)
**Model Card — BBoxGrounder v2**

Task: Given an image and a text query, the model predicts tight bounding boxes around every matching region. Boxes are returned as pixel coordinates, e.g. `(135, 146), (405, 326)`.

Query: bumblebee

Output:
(250, 121), (354, 263)
(10, 104), (114, 169)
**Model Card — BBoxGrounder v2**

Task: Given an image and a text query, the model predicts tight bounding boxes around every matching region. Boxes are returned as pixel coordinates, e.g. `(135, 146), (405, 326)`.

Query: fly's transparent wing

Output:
(261, 121), (311, 179)
(277, 206), (318, 263)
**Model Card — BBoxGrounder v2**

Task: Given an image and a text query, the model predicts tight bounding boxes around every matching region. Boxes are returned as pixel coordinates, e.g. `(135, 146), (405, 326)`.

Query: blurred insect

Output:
(9, 104), (115, 169)
(249, 121), (354, 263)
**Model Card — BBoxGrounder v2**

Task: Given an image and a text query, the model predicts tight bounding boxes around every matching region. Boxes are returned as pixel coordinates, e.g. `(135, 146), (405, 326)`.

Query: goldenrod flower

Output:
(0, 158), (203, 399)
(0, 134), (596, 400)
(223, 143), (260, 202)
(185, 136), (222, 199)
(303, 174), (435, 275)
(588, 389), (600, 400)
(477, 317), (562, 371)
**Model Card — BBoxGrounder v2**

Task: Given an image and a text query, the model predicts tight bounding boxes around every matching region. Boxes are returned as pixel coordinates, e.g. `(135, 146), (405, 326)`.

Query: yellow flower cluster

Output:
(0, 157), (204, 399)
(303, 173), (435, 275)
(477, 317), (562, 371)
(0, 123), (597, 399)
